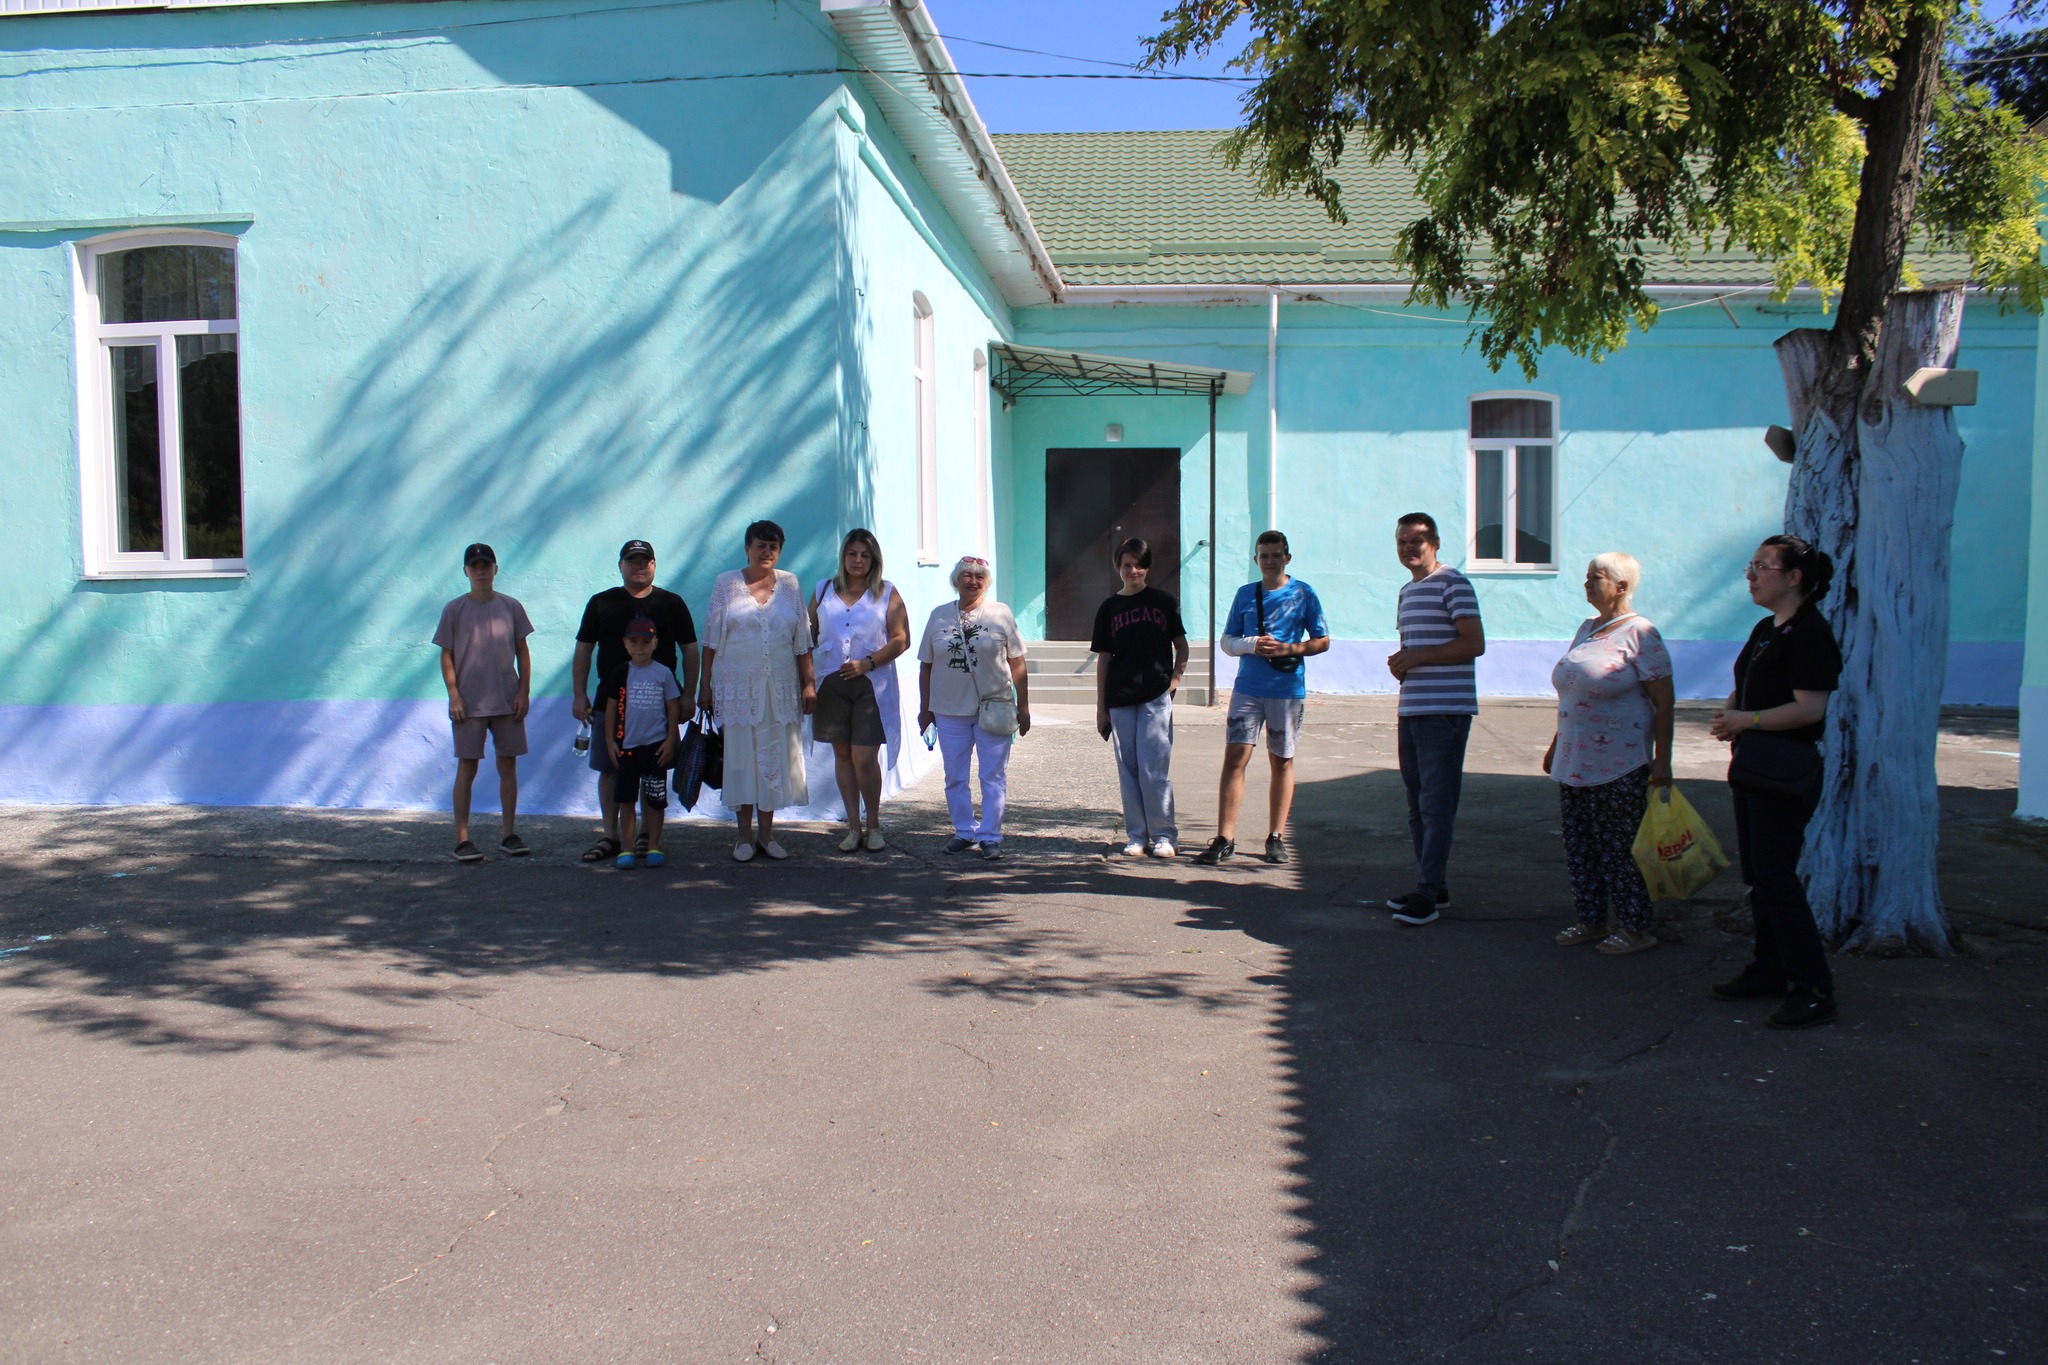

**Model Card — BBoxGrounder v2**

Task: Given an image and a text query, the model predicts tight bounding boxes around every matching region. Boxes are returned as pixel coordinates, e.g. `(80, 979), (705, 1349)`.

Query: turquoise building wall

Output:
(0, 0), (993, 812)
(1010, 296), (2036, 704)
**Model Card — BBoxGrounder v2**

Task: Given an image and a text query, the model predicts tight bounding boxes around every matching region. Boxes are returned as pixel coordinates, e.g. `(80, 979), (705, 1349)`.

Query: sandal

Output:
(1594, 928), (1660, 956)
(581, 836), (623, 864)
(1555, 924), (1602, 946)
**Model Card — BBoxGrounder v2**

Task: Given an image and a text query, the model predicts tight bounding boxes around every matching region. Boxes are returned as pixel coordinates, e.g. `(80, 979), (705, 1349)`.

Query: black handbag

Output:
(1728, 730), (1823, 804)
(672, 716), (724, 809)
(1727, 640), (1822, 803)
(1257, 583), (1301, 673)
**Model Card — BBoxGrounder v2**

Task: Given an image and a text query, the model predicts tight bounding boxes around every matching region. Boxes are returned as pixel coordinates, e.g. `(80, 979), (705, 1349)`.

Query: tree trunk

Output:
(1773, 289), (1964, 956)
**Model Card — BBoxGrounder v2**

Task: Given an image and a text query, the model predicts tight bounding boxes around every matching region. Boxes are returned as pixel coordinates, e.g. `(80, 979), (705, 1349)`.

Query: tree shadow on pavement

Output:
(1169, 764), (2048, 1363)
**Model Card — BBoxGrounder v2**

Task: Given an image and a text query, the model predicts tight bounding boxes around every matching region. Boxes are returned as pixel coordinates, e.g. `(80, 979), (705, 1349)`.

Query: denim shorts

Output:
(1225, 693), (1305, 758)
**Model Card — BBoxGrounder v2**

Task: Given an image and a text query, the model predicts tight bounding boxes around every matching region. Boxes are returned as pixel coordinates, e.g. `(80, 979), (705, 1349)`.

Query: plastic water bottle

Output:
(921, 722), (937, 751)
(574, 718), (592, 754)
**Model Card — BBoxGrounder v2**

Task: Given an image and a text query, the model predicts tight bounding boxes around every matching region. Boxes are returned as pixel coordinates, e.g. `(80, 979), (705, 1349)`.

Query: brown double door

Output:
(1044, 447), (1181, 640)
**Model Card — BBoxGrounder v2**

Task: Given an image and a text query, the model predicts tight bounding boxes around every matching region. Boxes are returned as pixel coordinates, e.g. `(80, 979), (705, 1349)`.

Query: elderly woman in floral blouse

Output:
(1542, 551), (1675, 954)
(698, 519), (815, 862)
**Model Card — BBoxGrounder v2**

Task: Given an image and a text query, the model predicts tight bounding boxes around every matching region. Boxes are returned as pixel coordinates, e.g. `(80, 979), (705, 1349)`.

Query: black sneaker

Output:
(452, 840), (485, 863)
(976, 842), (1005, 862)
(1194, 837), (1235, 866)
(1389, 893), (1440, 925)
(1767, 987), (1838, 1030)
(944, 836), (975, 854)
(1264, 834), (1288, 865)
(497, 834), (530, 858)
(1376, 888), (1450, 911)
(1712, 966), (1789, 1000)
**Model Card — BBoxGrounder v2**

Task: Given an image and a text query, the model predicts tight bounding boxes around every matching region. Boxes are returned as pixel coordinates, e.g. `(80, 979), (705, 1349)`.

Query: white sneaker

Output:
(838, 828), (862, 853)
(732, 841), (755, 863)
(1120, 841), (1146, 858)
(1149, 839), (1177, 858)
(865, 829), (888, 851)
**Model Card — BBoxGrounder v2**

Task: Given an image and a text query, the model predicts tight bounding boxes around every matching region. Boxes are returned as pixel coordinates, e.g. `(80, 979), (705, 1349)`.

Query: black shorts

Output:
(813, 671), (886, 746)
(613, 746), (669, 809)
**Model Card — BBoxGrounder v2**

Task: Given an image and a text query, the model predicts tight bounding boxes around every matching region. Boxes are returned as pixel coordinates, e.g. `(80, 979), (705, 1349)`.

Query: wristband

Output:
(1752, 710), (1764, 731)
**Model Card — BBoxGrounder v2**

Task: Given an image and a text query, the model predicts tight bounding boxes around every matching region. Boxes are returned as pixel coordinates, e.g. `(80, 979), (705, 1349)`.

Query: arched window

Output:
(1467, 392), (1557, 569)
(912, 293), (937, 563)
(74, 231), (246, 576)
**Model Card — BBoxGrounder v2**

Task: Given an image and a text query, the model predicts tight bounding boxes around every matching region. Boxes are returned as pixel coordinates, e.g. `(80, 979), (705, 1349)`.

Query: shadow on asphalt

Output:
(4, 763), (2048, 1362)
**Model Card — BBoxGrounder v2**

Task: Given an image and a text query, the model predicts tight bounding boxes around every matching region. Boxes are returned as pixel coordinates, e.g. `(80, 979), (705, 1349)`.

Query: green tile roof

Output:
(990, 129), (1971, 290)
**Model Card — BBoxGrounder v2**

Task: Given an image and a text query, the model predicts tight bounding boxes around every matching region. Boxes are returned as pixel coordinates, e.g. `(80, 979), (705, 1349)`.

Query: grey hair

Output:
(949, 556), (994, 593)
(1588, 551), (1641, 602)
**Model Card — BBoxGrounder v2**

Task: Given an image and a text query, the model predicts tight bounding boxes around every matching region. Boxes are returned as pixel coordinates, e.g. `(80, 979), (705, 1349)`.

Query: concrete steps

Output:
(1022, 640), (1213, 707)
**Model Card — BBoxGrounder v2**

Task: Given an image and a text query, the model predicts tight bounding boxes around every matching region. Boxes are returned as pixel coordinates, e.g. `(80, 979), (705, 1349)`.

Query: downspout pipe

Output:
(1267, 289), (1279, 532)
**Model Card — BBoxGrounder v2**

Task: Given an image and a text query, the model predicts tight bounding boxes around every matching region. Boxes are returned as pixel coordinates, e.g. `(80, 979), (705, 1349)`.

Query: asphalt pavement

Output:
(2, 698), (2043, 1364)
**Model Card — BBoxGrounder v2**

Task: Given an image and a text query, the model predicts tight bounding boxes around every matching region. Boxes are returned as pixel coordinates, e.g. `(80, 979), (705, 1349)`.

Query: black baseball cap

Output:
(625, 615), (659, 639)
(463, 542), (496, 565)
(619, 539), (655, 561)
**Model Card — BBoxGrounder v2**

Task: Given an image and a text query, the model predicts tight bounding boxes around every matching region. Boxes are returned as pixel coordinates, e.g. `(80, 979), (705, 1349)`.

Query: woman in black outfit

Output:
(1708, 534), (1842, 1029)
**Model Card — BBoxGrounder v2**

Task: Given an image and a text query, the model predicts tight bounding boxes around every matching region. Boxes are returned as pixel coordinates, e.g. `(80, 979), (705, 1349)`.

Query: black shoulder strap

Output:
(1256, 583), (1266, 634)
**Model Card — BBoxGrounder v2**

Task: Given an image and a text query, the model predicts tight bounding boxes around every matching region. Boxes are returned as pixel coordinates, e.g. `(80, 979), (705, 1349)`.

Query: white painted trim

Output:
(73, 228), (248, 579)
(1464, 391), (1559, 573)
(1054, 282), (1843, 306)
(972, 347), (991, 557)
(912, 291), (938, 564)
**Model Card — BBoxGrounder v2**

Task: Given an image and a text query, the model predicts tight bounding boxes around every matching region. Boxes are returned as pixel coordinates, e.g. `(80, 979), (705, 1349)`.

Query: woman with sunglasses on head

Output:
(1708, 534), (1842, 1029)
(916, 556), (1029, 860)
(808, 528), (911, 852)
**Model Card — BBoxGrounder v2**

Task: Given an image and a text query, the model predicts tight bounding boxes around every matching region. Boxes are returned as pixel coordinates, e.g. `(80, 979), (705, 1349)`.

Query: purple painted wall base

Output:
(1299, 639), (2020, 707)
(0, 696), (936, 818)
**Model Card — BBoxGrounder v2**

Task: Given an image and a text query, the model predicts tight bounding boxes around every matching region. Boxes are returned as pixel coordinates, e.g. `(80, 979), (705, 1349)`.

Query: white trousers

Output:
(935, 713), (1012, 843)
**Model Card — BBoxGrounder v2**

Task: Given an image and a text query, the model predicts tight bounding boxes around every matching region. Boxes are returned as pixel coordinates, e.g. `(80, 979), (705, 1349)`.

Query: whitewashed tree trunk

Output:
(1773, 289), (1964, 956)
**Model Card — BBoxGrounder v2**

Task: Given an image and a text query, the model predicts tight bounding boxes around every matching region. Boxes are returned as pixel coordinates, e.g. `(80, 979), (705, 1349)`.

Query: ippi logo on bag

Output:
(1656, 830), (1696, 861)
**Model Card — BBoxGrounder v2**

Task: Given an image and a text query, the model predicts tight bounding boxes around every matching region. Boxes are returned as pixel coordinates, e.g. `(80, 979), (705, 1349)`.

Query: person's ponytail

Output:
(1761, 533), (1833, 601)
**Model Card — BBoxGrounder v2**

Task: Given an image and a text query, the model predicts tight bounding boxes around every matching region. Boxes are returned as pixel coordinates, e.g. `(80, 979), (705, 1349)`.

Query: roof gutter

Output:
(880, 0), (1064, 302)
(1056, 282), (1824, 305)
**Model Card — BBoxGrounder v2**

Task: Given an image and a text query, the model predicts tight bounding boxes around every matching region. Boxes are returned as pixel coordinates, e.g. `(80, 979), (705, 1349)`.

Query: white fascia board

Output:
(825, 0), (1061, 306)
(1, 0), (356, 15)
(1053, 282), (1853, 306)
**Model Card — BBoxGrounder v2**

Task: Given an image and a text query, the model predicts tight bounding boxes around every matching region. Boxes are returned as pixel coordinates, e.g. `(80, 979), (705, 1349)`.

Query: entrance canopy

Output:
(990, 343), (1253, 401)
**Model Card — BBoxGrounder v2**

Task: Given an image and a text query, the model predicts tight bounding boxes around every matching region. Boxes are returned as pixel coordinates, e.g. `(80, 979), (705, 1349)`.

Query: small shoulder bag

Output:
(1258, 583), (1301, 673)
(1727, 636), (1823, 804)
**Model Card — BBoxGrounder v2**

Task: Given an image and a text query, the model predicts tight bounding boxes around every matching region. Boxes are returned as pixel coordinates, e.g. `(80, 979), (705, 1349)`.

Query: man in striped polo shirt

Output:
(1380, 512), (1486, 924)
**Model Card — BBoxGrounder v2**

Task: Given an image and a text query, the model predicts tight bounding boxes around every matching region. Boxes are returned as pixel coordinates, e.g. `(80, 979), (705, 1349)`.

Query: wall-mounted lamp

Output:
(1105, 424), (1124, 443)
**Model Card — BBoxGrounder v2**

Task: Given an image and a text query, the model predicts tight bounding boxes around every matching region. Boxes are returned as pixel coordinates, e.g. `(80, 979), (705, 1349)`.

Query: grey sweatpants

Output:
(1110, 691), (1177, 845)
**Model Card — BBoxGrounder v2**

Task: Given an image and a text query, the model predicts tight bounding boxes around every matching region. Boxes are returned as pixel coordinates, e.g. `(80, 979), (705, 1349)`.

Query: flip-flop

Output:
(581, 836), (622, 864)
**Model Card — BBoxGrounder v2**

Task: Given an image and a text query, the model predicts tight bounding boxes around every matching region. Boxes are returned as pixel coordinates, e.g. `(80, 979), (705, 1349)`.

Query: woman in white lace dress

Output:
(697, 520), (816, 861)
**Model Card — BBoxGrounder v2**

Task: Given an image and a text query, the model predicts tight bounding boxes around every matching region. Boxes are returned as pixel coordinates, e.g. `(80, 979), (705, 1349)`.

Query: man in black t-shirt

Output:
(1091, 538), (1189, 858)
(572, 539), (699, 861)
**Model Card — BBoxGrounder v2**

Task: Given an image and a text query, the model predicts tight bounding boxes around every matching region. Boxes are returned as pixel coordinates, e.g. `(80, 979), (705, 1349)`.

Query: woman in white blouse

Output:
(808, 529), (911, 853)
(698, 520), (816, 862)
(1542, 551), (1675, 953)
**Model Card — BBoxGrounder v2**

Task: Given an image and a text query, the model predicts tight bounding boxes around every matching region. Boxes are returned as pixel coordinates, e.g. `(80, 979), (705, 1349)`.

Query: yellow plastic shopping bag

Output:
(1631, 785), (1731, 901)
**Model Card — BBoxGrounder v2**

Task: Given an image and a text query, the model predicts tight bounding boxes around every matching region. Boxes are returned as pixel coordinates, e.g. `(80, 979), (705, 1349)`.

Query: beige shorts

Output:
(453, 714), (528, 761)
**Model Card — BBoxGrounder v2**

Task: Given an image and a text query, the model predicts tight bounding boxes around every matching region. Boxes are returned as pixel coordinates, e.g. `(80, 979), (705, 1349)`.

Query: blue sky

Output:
(929, 0), (1253, 133)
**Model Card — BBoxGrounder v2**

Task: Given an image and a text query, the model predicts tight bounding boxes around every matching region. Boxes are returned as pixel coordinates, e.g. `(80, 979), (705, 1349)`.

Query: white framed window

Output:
(912, 291), (937, 564)
(971, 347), (990, 557)
(1467, 391), (1557, 571)
(72, 230), (247, 578)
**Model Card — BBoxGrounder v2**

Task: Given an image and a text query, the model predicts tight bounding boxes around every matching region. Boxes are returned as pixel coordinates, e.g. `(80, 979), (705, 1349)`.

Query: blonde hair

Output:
(1588, 551), (1641, 604)
(833, 528), (886, 599)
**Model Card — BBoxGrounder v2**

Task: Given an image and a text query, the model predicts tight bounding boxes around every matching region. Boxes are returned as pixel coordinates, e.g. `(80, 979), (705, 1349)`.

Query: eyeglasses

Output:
(1746, 560), (1784, 575)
